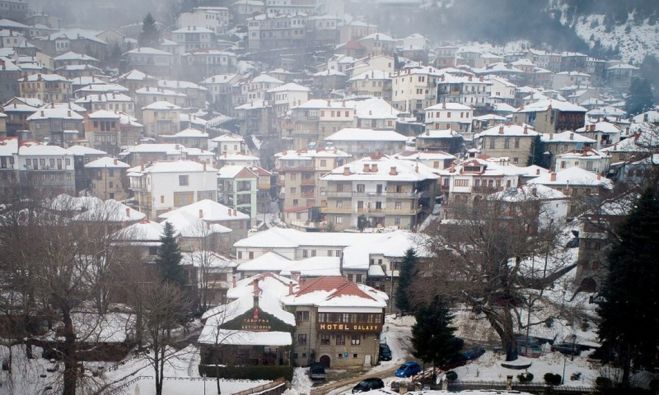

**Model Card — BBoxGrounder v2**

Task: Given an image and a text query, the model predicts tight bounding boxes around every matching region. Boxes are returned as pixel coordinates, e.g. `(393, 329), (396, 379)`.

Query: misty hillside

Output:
(360, 0), (658, 63)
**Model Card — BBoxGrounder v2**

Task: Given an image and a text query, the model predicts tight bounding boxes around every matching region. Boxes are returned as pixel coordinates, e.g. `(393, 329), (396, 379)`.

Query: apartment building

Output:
(391, 66), (443, 114)
(513, 99), (587, 134)
(128, 160), (218, 218)
(423, 102), (472, 134)
(321, 155), (439, 231)
(274, 148), (350, 227)
(141, 101), (182, 137)
(84, 156), (130, 200)
(324, 128), (407, 159)
(282, 99), (355, 149)
(555, 148), (611, 175)
(18, 73), (72, 103)
(16, 143), (76, 196)
(177, 6), (230, 34)
(436, 74), (492, 110)
(26, 105), (84, 146)
(476, 124), (540, 166)
(540, 131), (596, 168)
(217, 165), (265, 226)
(348, 70), (392, 101)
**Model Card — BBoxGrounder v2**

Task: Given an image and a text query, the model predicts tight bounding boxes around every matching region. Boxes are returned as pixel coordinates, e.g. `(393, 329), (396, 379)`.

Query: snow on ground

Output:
(0, 345), (269, 395)
(284, 367), (313, 395)
(381, 314), (415, 365)
(572, 14), (659, 63)
(451, 350), (603, 386)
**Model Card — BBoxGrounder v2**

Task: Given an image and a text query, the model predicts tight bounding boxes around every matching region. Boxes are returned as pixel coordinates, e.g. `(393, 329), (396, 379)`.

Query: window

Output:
(356, 184), (365, 193)
(320, 334), (330, 345)
(514, 137), (520, 148)
(489, 138), (495, 149)
(178, 175), (189, 186)
(353, 354), (359, 359)
(297, 334), (307, 345)
(303, 249), (308, 258)
(504, 138), (510, 149)
(248, 251), (254, 259)
(351, 334), (361, 345)
(336, 334), (345, 345)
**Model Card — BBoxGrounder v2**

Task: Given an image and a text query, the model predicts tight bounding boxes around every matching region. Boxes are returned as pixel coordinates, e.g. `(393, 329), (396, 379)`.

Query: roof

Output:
(18, 144), (72, 156)
(489, 184), (567, 202)
(475, 124), (539, 138)
(19, 73), (68, 82)
(198, 329), (291, 346)
(351, 98), (400, 120)
(391, 150), (456, 161)
(211, 133), (244, 143)
(418, 129), (462, 139)
(252, 73), (283, 84)
(527, 167), (613, 188)
(425, 102), (471, 111)
(325, 128), (407, 142)
(84, 156), (129, 169)
(576, 122), (620, 135)
(348, 70), (391, 81)
(131, 160), (216, 174)
(518, 99), (587, 113)
(234, 227), (388, 249)
(125, 47), (172, 56)
(323, 155), (439, 182)
(541, 131), (596, 144)
(342, 231), (431, 271)
(159, 199), (249, 222)
(141, 100), (181, 111)
(266, 82), (309, 93)
(67, 145), (107, 156)
(72, 199), (146, 222)
(113, 220), (166, 243)
(53, 51), (98, 62)
(275, 148), (351, 160)
(161, 210), (232, 238)
(88, 109), (121, 119)
(282, 276), (387, 309)
(169, 128), (209, 138)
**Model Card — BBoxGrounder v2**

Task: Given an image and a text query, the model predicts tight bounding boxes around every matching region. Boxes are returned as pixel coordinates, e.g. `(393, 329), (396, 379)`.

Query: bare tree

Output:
(417, 197), (576, 361)
(141, 282), (188, 395)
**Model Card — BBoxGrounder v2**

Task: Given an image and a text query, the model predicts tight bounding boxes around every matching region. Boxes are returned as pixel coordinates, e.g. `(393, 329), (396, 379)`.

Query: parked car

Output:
(552, 342), (581, 356)
(352, 377), (384, 393)
(462, 345), (486, 360)
(308, 363), (326, 381)
(379, 343), (392, 361)
(395, 361), (422, 378)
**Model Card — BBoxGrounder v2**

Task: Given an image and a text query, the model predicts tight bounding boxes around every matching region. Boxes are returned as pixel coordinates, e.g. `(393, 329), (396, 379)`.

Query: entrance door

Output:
(319, 355), (331, 368)
(364, 354), (372, 367)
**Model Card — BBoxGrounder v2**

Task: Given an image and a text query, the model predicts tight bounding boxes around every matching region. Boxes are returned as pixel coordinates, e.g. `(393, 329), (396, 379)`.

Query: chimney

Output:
(569, 132), (574, 140)
(40, 110), (44, 117)
(550, 133), (554, 140)
(389, 166), (398, 175)
(523, 125), (528, 134)
(227, 207), (232, 216)
(343, 166), (351, 175)
(597, 174), (601, 180)
(550, 172), (556, 182)
(363, 163), (370, 172)
(125, 207), (130, 217)
(67, 110), (71, 117)
(203, 162), (207, 171)
(536, 168), (540, 175)
(371, 163), (378, 172)
(291, 271), (301, 283)
(288, 281), (294, 295)
(114, 159), (118, 165)
(199, 209), (203, 218)
(498, 125), (504, 134)
(232, 274), (237, 288)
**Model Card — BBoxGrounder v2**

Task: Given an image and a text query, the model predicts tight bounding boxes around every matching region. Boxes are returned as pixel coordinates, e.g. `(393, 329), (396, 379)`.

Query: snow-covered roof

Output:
(352, 97), (400, 120)
(161, 210), (232, 238)
(211, 133), (244, 143)
(75, 93), (133, 104)
(425, 102), (471, 111)
(66, 145), (107, 156)
(19, 73), (68, 82)
(198, 328), (291, 346)
(217, 165), (256, 179)
(18, 144), (73, 156)
(360, 32), (395, 42)
(632, 110), (659, 124)
(348, 69), (391, 81)
(541, 131), (596, 144)
(557, 148), (609, 160)
(489, 184), (567, 202)
(159, 199), (249, 222)
(391, 150), (456, 161)
(325, 128), (407, 142)
(84, 156), (129, 169)
(172, 26), (214, 33)
(342, 231), (431, 271)
(180, 251), (236, 269)
(72, 199), (146, 223)
(53, 51), (98, 62)
(275, 148), (351, 160)
(168, 128), (209, 138)
(518, 99), (587, 113)
(576, 122), (620, 135)
(158, 79), (207, 91)
(323, 155), (439, 182)
(266, 82), (309, 93)
(475, 124), (539, 138)
(418, 129), (462, 139)
(142, 100), (181, 111)
(112, 220), (166, 244)
(125, 47), (172, 56)
(117, 69), (153, 81)
(88, 109), (121, 119)
(251, 73), (283, 84)
(527, 167), (613, 188)
(282, 276), (387, 309)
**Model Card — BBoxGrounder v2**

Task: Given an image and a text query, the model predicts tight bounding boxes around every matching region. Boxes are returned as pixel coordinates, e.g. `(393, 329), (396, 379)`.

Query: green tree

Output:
(139, 13), (160, 47)
(598, 187), (659, 386)
(412, 296), (461, 369)
(625, 78), (654, 116)
(530, 135), (550, 168)
(155, 222), (185, 288)
(395, 248), (417, 313)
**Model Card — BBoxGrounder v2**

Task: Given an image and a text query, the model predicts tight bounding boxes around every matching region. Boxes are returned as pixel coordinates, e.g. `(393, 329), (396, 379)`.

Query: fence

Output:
(104, 376), (287, 395)
(448, 380), (596, 394)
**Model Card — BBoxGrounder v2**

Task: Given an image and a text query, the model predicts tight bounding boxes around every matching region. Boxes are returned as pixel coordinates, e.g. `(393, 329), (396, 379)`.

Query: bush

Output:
(517, 372), (534, 383)
(596, 376), (613, 388)
(544, 372), (562, 385)
(445, 371), (458, 381)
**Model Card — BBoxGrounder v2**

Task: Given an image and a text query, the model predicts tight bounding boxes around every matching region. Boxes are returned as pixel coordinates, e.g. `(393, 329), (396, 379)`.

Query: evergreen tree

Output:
(598, 187), (659, 386)
(395, 248), (417, 313)
(625, 78), (654, 116)
(139, 13), (160, 48)
(155, 222), (185, 288)
(530, 135), (549, 168)
(412, 296), (461, 368)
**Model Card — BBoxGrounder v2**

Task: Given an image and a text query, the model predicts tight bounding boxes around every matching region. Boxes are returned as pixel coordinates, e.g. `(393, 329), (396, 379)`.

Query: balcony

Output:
(325, 191), (353, 198)
(300, 178), (315, 186)
(277, 164), (314, 172)
(472, 185), (502, 193)
(321, 207), (353, 214)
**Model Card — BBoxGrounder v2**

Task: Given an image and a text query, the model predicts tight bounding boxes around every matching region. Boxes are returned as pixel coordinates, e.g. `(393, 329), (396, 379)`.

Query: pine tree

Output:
(412, 296), (461, 368)
(395, 248), (417, 313)
(155, 222), (185, 288)
(139, 13), (160, 48)
(625, 78), (654, 116)
(598, 187), (659, 386)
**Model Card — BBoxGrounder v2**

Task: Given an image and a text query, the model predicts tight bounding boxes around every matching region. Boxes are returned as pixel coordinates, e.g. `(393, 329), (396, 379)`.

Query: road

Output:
(310, 360), (404, 395)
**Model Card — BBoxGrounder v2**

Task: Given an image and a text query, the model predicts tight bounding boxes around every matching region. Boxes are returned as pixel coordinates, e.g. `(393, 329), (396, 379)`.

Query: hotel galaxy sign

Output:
(318, 323), (382, 333)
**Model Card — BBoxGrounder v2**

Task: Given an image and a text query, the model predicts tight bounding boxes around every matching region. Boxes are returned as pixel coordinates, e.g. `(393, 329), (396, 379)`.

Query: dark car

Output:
(379, 343), (392, 361)
(462, 345), (486, 360)
(395, 361), (422, 378)
(308, 363), (326, 381)
(552, 342), (581, 356)
(352, 378), (385, 393)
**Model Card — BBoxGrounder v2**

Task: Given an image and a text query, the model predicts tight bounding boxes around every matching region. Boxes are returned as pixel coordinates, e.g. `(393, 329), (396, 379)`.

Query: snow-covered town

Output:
(0, 0), (658, 394)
